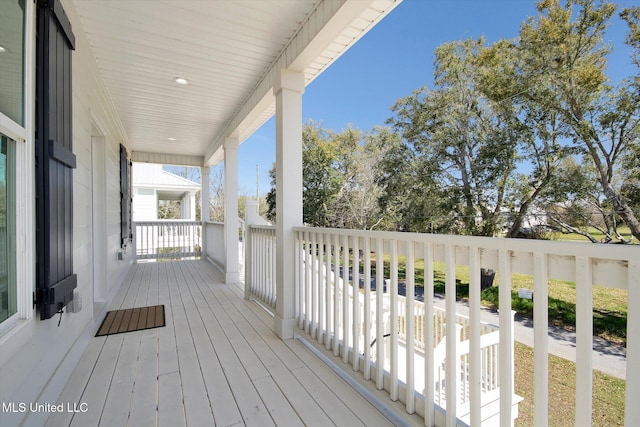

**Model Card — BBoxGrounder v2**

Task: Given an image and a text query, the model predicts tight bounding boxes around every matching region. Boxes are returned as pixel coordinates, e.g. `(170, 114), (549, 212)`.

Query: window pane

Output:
(0, 0), (26, 125)
(0, 133), (15, 323)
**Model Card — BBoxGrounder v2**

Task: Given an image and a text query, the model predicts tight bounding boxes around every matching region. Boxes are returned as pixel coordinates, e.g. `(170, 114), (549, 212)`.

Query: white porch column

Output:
(274, 68), (304, 339)
(224, 138), (240, 284)
(201, 166), (210, 221)
(200, 166), (210, 255)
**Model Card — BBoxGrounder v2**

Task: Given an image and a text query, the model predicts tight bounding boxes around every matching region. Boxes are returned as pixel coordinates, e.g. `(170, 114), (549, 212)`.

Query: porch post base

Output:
(225, 272), (241, 284)
(274, 316), (296, 340)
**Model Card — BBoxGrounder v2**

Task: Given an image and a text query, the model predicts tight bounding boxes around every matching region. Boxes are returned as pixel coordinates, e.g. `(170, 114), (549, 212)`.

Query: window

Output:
(0, 133), (16, 323)
(0, 0), (24, 326)
(0, 0), (26, 126)
(120, 144), (132, 246)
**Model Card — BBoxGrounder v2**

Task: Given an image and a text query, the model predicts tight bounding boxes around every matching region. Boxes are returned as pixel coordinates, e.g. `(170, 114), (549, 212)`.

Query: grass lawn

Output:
(514, 342), (626, 426)
(481, 272), (628, 345)
(548, 226), (639, 244)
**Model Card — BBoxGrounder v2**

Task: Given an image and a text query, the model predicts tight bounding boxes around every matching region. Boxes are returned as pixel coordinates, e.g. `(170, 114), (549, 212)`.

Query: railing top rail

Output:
(249, 224), (276, 231)
(134, 220), (201, 224)
(293, 226), (637, 261)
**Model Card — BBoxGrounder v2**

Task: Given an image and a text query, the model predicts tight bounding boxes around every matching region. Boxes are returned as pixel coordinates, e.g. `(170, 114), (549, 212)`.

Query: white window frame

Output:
(0, 0), (35, 338)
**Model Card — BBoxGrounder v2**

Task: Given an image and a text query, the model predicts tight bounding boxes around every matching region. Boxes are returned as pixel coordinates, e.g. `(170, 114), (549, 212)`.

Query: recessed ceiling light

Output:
(174, 77), (189, 85)
(0, 46), (6, 53)
(168, 137), (177, 141)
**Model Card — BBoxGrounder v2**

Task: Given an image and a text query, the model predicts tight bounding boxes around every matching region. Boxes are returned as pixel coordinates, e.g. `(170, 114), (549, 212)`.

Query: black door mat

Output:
(96, 305), (165, 337)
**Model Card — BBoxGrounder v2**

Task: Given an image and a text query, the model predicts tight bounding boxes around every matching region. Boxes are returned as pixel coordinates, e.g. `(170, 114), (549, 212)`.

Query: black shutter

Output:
(35, 0), (76, 320)
(120, 145), (132, 246)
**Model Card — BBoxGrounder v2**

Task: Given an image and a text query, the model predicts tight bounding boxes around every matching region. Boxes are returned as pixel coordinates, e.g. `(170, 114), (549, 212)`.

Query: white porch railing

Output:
(290, 226), (639, 427)
(133, 220), (202, 260)
(245, 225), (277, 310)
(204, 221), (225, 267)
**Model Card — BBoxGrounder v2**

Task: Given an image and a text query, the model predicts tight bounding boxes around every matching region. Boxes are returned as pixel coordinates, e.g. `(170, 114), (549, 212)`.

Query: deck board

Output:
(128, 329), (158, 426)
(49, 260), (398, 427)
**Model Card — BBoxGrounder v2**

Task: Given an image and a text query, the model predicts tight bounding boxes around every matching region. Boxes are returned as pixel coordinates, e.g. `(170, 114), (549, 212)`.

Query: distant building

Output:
(132, 163), (199, 221)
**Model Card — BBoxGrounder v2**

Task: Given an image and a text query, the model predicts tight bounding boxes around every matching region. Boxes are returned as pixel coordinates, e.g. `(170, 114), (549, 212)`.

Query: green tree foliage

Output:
(476, 39), (576, 238)
(302, 122), (346, 226)
(382, 0), (639, 241)
(386, 39), (523, 236)
(482, 0), (640, 241)
(266, 121), (392, 229)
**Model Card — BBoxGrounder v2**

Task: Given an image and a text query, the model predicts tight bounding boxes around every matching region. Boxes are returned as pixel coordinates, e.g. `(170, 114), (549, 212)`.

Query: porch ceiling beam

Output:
(204, 0), (401, 166)
(132, 151), (204, 167)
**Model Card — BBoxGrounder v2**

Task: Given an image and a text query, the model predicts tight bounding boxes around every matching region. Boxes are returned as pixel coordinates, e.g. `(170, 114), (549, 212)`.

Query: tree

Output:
(302, 122), (346, 226)
(158, 200), (181, 219)
(208, 164), (225, 222)
(266, 121), (393, 229)
(335, 127), (395, 230)
(266, 122), (345, 226)
(494, 0), (640, 241)
(476, 39), (576, 238)
(387, 39), (522, 236)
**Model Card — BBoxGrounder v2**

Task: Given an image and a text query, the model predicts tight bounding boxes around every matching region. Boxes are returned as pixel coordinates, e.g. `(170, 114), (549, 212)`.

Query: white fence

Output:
(291, 227), (639, 427)
(133, 221), (201, 260)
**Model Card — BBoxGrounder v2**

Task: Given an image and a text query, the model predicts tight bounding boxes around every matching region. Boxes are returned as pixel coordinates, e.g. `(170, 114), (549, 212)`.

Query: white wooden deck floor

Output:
(47, 260), (395, 427)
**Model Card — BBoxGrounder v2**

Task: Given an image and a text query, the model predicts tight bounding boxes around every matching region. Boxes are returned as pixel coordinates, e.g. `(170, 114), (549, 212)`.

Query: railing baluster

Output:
(305, 231), (312, 334)
(262, 229), (267, 301)
(326, 235), (333, 350)
(312, 232), (319, 338)
(342, 234), (350, 364)
(375, 237), (384, 390)
(363, 236), (372, 381)
(499, 249), (513, 427)
(575, 256), (593, 427)
(468, 246), (481, 426)
(405, 240), (415, 414)
(445, 244), (457, 426)
(352, 235), (360, 372)
(424, 241), (435, 426)
(263, 229), (267, 301)
(390, 239), (399, 401)
(533, 252), (549, 427)
(318, 233), (325, 344)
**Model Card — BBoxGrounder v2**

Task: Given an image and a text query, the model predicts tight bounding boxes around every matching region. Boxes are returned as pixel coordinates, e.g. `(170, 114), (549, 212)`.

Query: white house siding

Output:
(180, 191), (196, 220)
(133, 188), (158, 221)
(0, 1), (133, 425)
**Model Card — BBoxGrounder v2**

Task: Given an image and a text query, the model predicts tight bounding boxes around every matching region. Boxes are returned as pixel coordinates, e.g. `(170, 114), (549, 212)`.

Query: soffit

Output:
(72, 0), (401, 165)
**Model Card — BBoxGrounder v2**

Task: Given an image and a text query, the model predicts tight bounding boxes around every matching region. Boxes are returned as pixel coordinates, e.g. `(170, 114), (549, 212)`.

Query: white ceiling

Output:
(72, 0), (400, 165)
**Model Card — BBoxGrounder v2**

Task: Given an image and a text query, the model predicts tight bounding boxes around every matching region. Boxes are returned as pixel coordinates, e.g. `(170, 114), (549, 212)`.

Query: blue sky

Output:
(235, 0), (639, 196)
